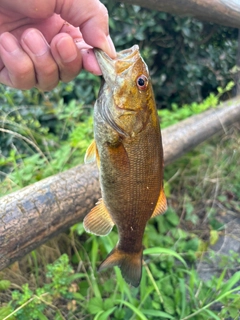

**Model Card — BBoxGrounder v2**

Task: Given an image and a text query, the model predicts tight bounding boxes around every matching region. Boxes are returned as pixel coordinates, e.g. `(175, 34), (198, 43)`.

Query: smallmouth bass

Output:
(84, 45), (167, 287)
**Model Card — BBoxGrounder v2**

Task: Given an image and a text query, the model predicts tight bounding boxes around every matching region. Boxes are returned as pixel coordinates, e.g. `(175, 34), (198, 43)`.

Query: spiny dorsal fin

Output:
(83, 199), (114, 236)
(151, 188), (167, 218)
(84, 140), (100, 167)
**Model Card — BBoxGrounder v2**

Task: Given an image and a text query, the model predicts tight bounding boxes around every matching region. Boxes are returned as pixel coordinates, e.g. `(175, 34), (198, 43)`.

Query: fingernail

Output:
(98, 35), (116, 59)
(23, 30), (48, 56)
(106, 35), (116, 58)
(0, 33), (19, 53)
(56, 36), (78, 63)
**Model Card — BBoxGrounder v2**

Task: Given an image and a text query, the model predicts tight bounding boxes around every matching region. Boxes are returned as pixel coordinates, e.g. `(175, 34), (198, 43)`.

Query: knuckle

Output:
(60, 70), (79, 83)
(38, 80), (59, 92)
(99, 2), (109, 17)
(11, 68), (35, 89)
(39, 63), (58, 78)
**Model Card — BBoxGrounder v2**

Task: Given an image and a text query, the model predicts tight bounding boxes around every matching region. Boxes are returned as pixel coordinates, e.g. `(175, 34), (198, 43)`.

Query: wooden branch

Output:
(119, 0), (240, 29)
(0, 164), (101, 270)
(162, 98), (240, 165)
(0, 97), (240, 270)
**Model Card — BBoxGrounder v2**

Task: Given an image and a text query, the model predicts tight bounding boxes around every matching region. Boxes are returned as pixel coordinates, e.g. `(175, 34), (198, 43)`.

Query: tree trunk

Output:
(0, 97), (240, 270)
(119, 0), (240, 29)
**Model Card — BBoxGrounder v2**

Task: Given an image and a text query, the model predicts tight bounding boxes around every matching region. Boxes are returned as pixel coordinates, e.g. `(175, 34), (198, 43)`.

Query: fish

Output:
(83, 45), (167, 287)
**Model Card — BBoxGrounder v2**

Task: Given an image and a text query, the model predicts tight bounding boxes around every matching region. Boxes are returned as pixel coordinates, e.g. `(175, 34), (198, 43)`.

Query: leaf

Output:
(103, 298), (114, 311)
(216, 269), (227, 291)
(220, 271), (240, 294)
(162, 295), (175, 315)
(0, 306), (15, 320)
(98, 307), (117, 320)
(115, 300), (148, 320)
(179, 278), (186, 318)
(203, 309), (221, 320)
(209, 230), (219, 245)
(0, 280), (11, 291)
(143, 247), (187, 268)
(141, 309), (175, 319)
(166, 208), (180, 226)
(35, 311), (48, 320)
(87, 297), (103, 315)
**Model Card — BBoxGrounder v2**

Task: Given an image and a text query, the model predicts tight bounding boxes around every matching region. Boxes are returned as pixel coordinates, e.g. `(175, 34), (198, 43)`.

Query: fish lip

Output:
(94, 48), (115, 83)
(94, 45), (141, 83)
(115, 44), (139, 60)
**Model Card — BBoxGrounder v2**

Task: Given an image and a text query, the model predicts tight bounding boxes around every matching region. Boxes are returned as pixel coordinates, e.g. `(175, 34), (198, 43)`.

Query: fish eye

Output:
(136, 75), (148, 90)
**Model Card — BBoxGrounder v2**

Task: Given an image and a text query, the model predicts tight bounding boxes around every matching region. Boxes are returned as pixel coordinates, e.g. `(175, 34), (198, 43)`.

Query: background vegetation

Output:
(0, 1), (240, 319)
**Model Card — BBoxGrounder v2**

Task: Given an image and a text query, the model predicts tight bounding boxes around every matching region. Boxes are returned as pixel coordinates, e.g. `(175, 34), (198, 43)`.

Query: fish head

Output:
(95, 45), (157, 137)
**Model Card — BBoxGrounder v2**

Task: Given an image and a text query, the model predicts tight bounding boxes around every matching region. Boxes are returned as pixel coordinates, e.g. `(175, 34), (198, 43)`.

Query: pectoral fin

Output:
(84, 140), (100, 167)
(83, 199), (114, 236)
(151, 188), (167, 218)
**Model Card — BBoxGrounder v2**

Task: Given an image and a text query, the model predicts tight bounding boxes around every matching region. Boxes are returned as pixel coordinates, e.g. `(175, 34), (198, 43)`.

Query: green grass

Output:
(0, 82), (240, 319)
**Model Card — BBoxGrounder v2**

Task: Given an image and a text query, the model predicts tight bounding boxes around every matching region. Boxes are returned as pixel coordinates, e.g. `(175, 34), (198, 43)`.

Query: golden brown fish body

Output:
(84, 45), (167, 286)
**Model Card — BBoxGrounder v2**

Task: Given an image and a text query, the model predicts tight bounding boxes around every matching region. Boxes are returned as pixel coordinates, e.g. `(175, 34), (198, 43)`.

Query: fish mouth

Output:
(94, 45), (140, 83)
(115, 45), (140, 60)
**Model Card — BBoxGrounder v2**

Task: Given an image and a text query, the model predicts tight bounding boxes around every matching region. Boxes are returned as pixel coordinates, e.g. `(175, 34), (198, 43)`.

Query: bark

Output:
(0, 97), (240, 270)
(162, 97), (240, 165)
(119, 0), (240, 29)
(0, 164), (101, 270)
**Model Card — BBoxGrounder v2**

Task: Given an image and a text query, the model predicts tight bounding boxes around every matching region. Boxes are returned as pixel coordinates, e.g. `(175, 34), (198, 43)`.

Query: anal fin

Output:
(151, 188), (167, 218)
(83, 199), (114, 236)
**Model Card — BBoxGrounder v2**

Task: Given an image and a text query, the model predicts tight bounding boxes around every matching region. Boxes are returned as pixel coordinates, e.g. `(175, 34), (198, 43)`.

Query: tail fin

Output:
(98, 247), (143, 287)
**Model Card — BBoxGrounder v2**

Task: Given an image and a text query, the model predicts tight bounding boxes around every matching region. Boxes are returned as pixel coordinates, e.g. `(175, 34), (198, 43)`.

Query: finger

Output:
(0, 32), (36, 89)
(57, 23), (102, 75)
(56, 0), (116, 58)
(81, 49), (102, 75)
(21, 28), (59, 91)
(50, 33), (82, 83)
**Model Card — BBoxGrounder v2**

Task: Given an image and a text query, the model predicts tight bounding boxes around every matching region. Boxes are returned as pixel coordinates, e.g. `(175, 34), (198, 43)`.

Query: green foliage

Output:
(0, 5), (239, 319)
(158, 81), (234, 128)
(0, 82), (95, 195)
(104, 1), (238, 107)
(0, 84), (232, 197)
(0, 255), (83, 320)
(1, 226), (240, 319)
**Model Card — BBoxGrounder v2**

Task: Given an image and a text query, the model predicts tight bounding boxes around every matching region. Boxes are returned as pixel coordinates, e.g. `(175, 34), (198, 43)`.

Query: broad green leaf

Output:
(220, 271), (240, 294)
(98, 307), (117, 320)
(144, 247), (187, 268)
(116, 300), (148, 320)
(87, 297), (103, 315)
(203, 309), (221, 320)
(141, 309), (175, 319)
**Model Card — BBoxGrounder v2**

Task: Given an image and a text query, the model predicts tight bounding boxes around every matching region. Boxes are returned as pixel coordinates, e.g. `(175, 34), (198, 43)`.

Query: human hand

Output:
(0, 0), (116, 91)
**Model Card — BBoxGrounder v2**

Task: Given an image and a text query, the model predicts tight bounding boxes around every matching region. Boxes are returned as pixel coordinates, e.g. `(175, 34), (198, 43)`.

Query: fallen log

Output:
(119, 0), (240, 29)
(0, 97), (240, 270)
